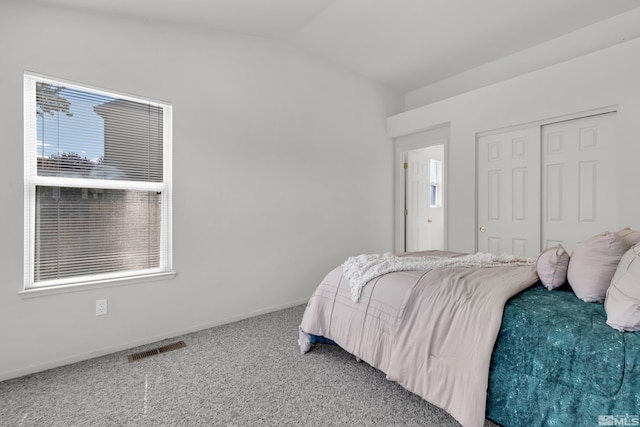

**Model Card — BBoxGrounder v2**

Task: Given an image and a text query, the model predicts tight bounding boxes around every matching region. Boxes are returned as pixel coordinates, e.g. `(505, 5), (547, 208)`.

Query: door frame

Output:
(393, 125), (450, 253)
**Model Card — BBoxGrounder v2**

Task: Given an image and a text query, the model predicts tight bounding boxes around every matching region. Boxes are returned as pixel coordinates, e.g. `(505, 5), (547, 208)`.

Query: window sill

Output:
(18, 271), (177, 298)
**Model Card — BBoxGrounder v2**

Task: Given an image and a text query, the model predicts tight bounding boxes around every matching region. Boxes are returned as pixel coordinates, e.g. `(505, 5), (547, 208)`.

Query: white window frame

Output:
(23, 72), (174, 291)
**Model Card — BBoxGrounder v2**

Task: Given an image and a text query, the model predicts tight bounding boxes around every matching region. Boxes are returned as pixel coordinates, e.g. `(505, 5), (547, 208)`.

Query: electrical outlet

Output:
(96, 299), (108, 316)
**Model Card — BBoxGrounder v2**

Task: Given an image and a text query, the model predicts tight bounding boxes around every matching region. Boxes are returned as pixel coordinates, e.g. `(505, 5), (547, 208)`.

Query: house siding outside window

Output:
(24, 73), (173, 290)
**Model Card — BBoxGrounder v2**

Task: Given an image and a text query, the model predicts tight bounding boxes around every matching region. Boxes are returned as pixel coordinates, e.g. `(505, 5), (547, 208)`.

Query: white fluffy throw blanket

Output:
(343, 252), (535, 303)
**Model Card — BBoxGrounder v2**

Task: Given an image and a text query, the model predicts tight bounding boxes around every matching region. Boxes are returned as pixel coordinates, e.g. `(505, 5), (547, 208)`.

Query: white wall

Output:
(403, 8), (640, 109)
(389, 37), (640, 254)
(0, 2), (402, 380)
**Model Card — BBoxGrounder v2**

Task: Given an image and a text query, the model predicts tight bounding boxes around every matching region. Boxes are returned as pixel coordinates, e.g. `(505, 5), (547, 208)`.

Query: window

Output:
(23, 73), (173, 290)
(429, 159), (441, 208)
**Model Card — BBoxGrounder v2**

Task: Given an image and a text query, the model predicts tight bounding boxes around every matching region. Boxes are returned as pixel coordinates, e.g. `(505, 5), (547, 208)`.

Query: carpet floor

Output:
(0, 304), (499, 426)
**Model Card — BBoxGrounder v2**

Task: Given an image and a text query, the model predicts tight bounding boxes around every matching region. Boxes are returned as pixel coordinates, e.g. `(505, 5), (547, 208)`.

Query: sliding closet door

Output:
(477, 127), (541, 257)
(542, 113), (617, 253)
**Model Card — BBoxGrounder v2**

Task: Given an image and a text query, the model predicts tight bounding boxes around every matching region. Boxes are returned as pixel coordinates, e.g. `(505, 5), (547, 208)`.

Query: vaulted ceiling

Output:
(22, 0), (640, 93)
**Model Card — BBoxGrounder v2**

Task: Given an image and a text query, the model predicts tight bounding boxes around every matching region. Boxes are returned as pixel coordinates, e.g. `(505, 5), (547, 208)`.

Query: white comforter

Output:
(300, 251), (538, 427)
(342, 251), (534, 302)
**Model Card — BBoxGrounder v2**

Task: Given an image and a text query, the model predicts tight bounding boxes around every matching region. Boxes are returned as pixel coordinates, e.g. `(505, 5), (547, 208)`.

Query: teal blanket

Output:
(487, 284), (640, 427)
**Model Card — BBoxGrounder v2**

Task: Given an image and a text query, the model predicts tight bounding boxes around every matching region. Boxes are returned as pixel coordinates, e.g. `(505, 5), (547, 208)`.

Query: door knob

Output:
(479, 226), (486, 233)
(427, 218), (433, 223)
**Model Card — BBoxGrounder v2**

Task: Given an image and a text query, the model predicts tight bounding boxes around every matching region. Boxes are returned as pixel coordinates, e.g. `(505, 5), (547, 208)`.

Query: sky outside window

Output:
(37, 85), (116, 163)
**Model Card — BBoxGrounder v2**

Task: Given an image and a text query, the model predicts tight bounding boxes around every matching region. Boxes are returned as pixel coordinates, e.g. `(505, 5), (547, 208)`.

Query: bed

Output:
(298, 238), (640, 427)
(487, 283), (640, 427)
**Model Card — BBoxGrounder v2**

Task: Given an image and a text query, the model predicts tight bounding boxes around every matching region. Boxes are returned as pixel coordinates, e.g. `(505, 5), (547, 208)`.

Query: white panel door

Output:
(406, 146), (444, 251)
(542, 113), (617, 253)
(477, 127), (541, 257)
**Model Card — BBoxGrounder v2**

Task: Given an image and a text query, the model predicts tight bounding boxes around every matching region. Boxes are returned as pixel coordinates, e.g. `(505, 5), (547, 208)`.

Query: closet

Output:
(477, 112), (617, 257)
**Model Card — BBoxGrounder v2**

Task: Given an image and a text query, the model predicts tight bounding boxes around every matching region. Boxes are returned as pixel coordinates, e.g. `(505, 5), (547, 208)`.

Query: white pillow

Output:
(536, 245), (569, 290)
(605, 243), (640, 331)
(567, 232), (628, 302)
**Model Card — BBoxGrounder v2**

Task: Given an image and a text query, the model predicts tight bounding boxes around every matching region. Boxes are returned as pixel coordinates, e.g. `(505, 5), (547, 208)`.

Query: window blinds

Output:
(24, 74), (172, 289)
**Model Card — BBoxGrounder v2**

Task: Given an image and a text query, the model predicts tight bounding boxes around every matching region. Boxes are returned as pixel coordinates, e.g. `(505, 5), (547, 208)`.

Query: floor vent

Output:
(127, 341), (187, 363)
